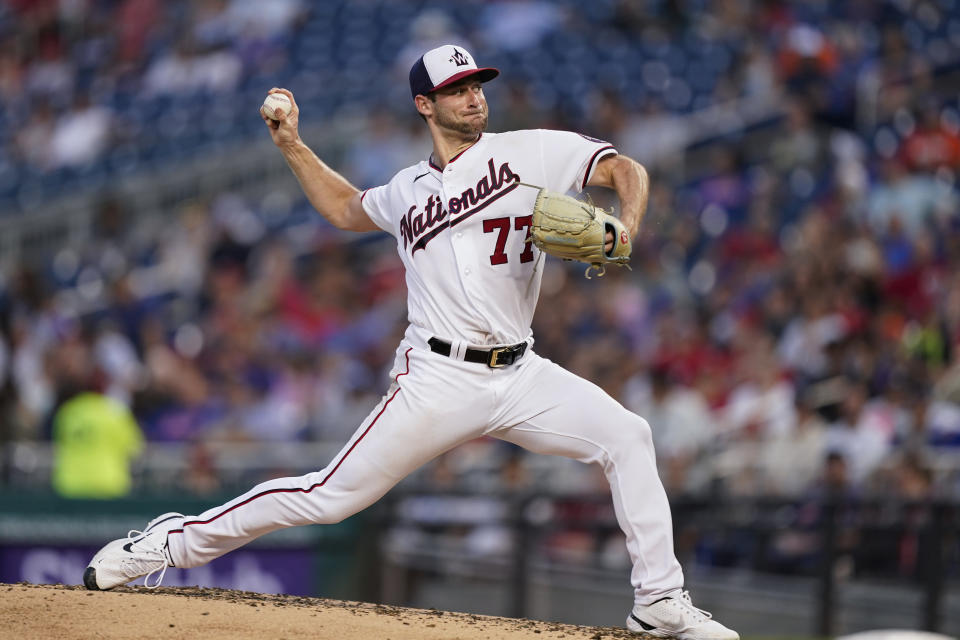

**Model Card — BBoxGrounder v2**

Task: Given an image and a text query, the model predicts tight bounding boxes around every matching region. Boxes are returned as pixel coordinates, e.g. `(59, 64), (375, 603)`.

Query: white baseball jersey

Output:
(360, 129), (616, 346)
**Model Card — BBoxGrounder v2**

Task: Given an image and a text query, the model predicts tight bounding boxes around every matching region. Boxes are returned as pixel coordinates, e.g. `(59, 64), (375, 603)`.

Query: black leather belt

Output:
(428, 337), (528, 368)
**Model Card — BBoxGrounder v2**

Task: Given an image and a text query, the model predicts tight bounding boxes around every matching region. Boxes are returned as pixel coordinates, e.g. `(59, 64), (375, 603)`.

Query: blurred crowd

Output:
(0, 0), (306, 199)
(1, 0), (960, 526)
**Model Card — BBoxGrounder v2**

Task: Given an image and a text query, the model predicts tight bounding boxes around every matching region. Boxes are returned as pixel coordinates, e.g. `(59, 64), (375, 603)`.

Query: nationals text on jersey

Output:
(400, 157), (521, 254)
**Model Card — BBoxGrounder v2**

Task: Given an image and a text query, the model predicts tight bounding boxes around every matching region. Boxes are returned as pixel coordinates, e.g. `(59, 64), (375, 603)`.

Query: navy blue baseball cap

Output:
(409, 45), (499, 99)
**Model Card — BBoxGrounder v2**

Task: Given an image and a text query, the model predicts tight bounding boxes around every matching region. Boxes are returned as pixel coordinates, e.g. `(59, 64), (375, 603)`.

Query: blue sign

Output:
(0, 545), (316, 595)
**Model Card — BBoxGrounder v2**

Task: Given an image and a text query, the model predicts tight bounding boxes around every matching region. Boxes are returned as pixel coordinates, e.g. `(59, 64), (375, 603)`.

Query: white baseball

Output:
(262, 93), (292, 120)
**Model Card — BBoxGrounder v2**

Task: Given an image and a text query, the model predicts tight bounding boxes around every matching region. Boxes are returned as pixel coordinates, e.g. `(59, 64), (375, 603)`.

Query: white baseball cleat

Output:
(627, 591), (740, 639)
(84, 512), (183, 590)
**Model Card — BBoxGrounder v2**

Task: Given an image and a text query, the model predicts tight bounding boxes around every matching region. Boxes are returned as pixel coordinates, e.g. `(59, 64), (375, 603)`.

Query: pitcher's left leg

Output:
(493, 356), (739, 639)
(492, 354), (683, 604)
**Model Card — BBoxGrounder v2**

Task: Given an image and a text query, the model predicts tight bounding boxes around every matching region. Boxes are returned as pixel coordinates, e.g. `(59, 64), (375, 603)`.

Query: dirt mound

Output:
(2, 582), (642, 640)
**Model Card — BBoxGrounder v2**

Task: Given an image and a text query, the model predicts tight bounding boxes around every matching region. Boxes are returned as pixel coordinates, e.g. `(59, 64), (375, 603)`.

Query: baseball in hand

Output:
(262, 93), (292, 120)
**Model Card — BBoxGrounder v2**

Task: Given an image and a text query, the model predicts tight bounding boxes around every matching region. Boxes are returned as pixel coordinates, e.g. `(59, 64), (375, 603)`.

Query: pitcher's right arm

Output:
(262, 88), (378, 232)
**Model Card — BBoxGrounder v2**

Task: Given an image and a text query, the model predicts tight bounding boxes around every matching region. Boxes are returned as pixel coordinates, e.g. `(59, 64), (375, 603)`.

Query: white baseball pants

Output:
(165, 337), (684, 605)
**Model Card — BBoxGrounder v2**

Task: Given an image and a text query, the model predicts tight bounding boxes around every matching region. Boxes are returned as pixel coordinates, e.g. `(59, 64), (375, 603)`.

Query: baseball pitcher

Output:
(84, 45), (738, 640)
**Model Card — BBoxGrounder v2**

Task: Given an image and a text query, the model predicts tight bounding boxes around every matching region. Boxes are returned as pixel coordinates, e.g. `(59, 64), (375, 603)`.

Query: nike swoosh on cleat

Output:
(630, 613), (657, 631)
(122, 542), (134, 552)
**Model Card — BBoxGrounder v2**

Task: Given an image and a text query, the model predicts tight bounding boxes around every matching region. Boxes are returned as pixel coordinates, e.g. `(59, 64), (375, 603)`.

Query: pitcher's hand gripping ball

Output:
(262, 92), (292, 121)
(530, 188), (632, 278)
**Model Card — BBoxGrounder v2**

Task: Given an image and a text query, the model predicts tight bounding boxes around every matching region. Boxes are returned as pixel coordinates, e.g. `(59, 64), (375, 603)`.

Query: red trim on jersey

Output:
(167, 348), (414, 538)
(425, 133), (483, 173)
(426, 134), (482, 171)
(581, 145), (617, 190)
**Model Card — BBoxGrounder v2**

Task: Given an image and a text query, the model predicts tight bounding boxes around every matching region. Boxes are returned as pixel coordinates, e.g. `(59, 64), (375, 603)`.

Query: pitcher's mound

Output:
(3, 582), (641, 639)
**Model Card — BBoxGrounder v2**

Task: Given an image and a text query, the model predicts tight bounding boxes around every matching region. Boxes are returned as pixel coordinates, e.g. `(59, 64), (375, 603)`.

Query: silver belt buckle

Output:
(488, 347), (507, 368)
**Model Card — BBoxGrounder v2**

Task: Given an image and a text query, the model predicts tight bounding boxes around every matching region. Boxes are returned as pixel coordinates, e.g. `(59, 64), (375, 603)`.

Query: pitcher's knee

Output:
(311, 487), (383, 524)
(595, 412), (653, 456)
(316, 501), (358, 524)
(620, 414), (654, 449)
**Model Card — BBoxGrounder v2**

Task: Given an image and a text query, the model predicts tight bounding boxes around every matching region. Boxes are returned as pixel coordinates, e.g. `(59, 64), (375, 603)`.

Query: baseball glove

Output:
(530, 188), (632, 278)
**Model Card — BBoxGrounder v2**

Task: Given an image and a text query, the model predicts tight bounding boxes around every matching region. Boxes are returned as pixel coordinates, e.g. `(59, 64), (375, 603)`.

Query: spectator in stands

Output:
(477, 0), (564, 53)
(624, 363), (714, 494)
(867, 158), (955, 240)
(824, 382), (892, 486)
(493, 81), (547, 132)
(13, 98), (55, 171)
(924, 393), (960, 448)
(394, 10), (470, 74)
(49, 92), (112, 169)
(50, 355), (145, 498)
(0, 48), (24, 105)
(618, 98), (688, 174)
(739, 39), (779, 99)
(777, 22), (839, 101)
(778, 294), (848, 382)
(223, 0), (306, 41)
(900, 100), (960, 173)
(6, 310), (56, 438)
(769, 99), (821, 174)
(114, 0), (161, 64)
(24, 37), (72, 100)
(92, 318), (143, 407)
(190, 41), (243, 93)
(52, 388), (144, 498)
(767, 451), (858, 574)
(697, 147), (750, 219)
(761, 394), (828, 496)
(143, 37), (242, 96)
(722, 339), (796, 439)
(344, 109), (423, 188)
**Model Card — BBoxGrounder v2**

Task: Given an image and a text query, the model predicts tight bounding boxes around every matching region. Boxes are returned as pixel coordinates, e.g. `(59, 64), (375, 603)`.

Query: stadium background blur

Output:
(1, 0), (959, 636)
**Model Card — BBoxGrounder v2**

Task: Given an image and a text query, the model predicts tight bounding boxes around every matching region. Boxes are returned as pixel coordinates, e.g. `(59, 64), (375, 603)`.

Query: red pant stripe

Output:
(169, 348), (413, 535)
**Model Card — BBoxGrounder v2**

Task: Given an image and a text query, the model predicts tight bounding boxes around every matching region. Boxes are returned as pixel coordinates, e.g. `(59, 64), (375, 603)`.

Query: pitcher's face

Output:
(430, 79), (488, 136)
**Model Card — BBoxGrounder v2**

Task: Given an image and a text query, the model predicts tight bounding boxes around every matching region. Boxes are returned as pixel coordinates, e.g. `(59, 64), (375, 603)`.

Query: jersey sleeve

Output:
(359, 183), (397, 236)
(535, 129), (618, 194)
